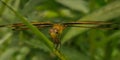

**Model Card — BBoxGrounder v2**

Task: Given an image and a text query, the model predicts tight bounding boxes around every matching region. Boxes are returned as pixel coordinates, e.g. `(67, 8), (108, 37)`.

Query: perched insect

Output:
(0, 0), (120, 49)
(0, 21), (119, 49)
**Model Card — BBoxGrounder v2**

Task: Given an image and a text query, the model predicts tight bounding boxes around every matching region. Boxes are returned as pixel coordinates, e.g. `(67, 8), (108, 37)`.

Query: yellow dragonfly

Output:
(0, 21), (119, 49)
(0, 0), (120, 49)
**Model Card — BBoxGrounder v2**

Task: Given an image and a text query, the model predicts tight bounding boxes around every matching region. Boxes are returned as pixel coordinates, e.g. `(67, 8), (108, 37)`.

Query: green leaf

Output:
(56, 0), (89, 13)
(62, 0), (120, 44)
(0, 48), (18, 60)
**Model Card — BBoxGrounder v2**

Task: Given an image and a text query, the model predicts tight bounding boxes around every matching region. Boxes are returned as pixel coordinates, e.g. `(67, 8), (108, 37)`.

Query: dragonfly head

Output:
(49, 24), (65, 40)
(49, 24), (65, 36)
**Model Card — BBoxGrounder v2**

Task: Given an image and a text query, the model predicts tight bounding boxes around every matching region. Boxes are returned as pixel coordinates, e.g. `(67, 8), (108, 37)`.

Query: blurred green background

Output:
(0, 0), (120, 60)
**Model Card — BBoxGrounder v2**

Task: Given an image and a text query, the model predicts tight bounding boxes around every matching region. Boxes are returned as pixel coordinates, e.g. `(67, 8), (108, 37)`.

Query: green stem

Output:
(0, 0), (67, 60)
(0, 0), (9, 16)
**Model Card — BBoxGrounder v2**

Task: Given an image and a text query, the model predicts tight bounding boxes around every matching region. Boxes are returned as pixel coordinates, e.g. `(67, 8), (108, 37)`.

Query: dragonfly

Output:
(0, 21), (119, 49)
(0, 0), (120, 49)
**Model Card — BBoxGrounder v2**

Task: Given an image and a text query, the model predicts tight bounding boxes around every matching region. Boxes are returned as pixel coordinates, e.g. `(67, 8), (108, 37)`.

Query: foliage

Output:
(0, 0), (120, 60)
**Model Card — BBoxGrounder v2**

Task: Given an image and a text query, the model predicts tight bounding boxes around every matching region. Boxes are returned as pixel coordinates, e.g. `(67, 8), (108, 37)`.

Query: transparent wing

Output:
(0, 22), (53, 30)
(63, 21), (120, 30)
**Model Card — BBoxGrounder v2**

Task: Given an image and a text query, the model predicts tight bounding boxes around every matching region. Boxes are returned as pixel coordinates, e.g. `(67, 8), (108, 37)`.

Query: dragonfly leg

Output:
(54, 39), (61, 49)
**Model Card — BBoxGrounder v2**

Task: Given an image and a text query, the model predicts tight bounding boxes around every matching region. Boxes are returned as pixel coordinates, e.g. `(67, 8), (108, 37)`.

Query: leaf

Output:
(61, 46), (89, 60)
(56, 0), (89, 13)
(62, 0), (120, 44)
(20, 0), (44, 16)
(0, 33), (12, 45)
(0, 48), (18, 60)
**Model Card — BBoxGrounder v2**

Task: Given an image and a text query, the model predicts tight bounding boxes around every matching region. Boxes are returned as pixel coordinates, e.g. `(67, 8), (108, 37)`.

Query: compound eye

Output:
(49, 28), (58, 34)
(54, 29), (59, 34)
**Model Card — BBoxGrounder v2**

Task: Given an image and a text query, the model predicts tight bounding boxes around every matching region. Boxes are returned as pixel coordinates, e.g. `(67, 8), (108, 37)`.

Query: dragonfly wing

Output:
(63, 21), (112, 25)
(63, 22), (120, 30)
(0, 22), (53, 30)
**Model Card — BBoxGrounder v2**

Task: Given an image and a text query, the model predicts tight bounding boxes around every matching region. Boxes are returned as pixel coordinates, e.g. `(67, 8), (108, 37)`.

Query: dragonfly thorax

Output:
(49, 24), (65, 35)
(49, 24), (65, 48)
